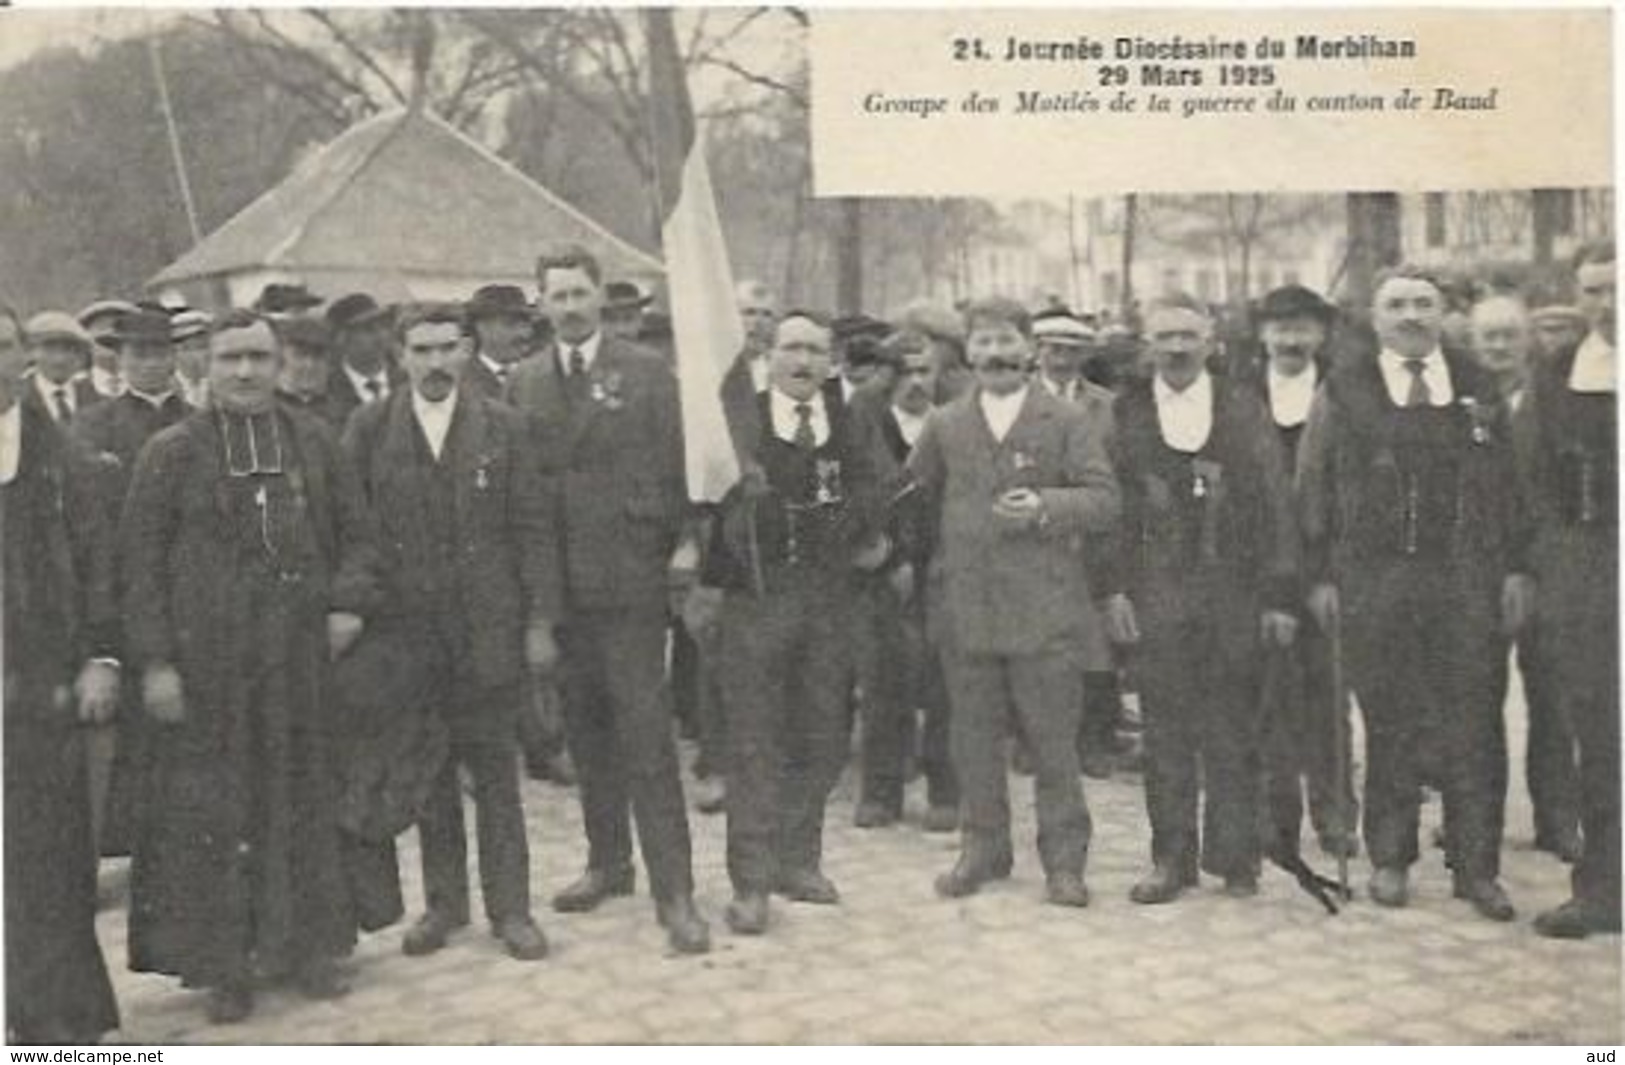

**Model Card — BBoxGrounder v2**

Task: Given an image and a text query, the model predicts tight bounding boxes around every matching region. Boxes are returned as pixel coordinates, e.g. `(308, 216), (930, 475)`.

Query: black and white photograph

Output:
(0, 4), (1618, 1047)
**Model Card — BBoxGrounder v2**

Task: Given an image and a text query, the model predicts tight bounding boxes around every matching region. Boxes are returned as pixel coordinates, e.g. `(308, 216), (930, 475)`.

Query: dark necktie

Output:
(52, 386), (72, 423)
(568, 347), (586, 377)
(1402, 358), (1430, 408)
(793, 402), (817, 451)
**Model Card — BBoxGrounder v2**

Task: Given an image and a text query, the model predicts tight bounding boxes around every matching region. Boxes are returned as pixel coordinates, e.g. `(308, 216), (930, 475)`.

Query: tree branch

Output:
(302, 9), (409, 106)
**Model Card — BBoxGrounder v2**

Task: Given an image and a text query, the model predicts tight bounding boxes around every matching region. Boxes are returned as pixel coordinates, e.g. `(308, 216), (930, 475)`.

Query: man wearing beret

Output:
(343, 303), (559, 961)
(1249, 284), (1361, 863)
(23, 312), (101, 426)
(1519, 242), (1620, 938)
(1103, 295), (1299, 904)
(507, 243), (710, 955)
(1298, 266), (1530, 921)
(324, 293), (402, 428)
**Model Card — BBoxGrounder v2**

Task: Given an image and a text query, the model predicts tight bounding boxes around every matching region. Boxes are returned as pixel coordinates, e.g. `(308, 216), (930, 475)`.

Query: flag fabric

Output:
(646, 8), (745, 504)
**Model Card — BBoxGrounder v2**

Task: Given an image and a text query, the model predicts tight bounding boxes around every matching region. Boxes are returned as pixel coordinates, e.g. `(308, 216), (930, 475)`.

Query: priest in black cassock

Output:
(120, 311), (382, 1024)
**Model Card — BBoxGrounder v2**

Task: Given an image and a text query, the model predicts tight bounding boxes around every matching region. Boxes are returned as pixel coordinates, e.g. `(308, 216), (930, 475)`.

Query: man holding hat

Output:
(325, 293), (401, 427)
(23, 312), (101, 425)
(77, 300), (134, 400)
(463, 284), (539, 400)
(1250, 283), (1361, 862)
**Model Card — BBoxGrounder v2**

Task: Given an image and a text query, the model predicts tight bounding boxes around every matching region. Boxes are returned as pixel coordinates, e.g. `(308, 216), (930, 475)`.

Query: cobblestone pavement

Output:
(99, 694), (1621, 1045)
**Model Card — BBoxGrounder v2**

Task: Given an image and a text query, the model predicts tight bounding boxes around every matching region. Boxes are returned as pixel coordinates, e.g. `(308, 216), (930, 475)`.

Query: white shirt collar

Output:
(479, 352), (516, 381)
(560, 331), (603, 375)
(411, 387), (458, 461)
(1039, 373), (1078, 401)
(891, 404), (929, 447)
(0, 403), (20, 485)
(1266, 362), (1317, 429)
(344, 361), (390, 402)
(1569, 330), (1615, 394)
(127, 386), (177, 409)
(769, 387), (831, 447)
(1377, 347), (1454, 406)
(1153, 369), (1215, 453)
(978, 384), (1029, 444)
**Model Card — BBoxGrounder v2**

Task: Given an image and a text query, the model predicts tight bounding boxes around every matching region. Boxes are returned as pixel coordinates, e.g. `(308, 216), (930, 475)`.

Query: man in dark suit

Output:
(0, 307), (122, 1044)
(21, 312), (101, 426)
(344, 303), (558, 961)
(463, 284), (538, 401)
(507, 243), (709, 955)
(703, 312), (889, 934)
(907, 297), (1119, 907)
(275, 317), (336, 415)
(324, 293), (401, 427)
(1299, 266), (1531, 922)
(1104, 296), (1301, 905)
(1521, 242), (1620, 939)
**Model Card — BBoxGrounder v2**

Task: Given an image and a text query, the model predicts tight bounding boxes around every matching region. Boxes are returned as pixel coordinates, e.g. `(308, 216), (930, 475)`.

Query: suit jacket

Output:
(907, 385), (1119, 657)
(462, 353), (536, 403)
(324, 362), (406, 431)
(21, 375), (102, 427)
(343, 390), (562, 688)
(506, 335), (687, 614)
(72, 391), (191, 517)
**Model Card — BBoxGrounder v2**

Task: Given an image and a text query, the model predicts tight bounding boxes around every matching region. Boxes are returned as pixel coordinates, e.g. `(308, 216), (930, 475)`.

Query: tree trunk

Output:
(1344, 192), (1402, 315)
(1531, 188), (1564, 266)
(837, 197), (863, 315)
(1120, 193), (1137, 325)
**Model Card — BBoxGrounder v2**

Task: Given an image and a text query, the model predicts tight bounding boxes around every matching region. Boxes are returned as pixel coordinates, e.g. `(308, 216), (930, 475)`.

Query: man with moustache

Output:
(851, 331), (959, 832)
(909, 297), (1119, 907)
(0, 306), (123, 1044)
(1103, 296), (1299, 904)
(343, 303), (558, 961)
(1250, 284), (1361, 862)
(121, 311), (381, 1022)
(1469, 294), (1581, 865)
(1520, 242), (1620, 939)
(704, 311), (888, 933)
(1299, 266), (1532, 921)
(22, 312), (101, 426)
(507, 243), (709, 956)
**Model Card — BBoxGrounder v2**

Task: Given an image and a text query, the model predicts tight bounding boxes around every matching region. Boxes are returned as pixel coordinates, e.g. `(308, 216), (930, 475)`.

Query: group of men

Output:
(1, 236), (1617, 1044)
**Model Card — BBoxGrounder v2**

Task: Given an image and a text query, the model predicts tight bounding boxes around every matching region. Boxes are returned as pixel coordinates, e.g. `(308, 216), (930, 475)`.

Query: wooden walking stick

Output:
(1328, 607), (1352, 900)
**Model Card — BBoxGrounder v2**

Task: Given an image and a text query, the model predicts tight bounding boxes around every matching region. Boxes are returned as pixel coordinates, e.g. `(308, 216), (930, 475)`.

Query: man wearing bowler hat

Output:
(602, 280), (652, 342)
(1250, 283), (1360, 862)
(252, 282), (324, 319)
(463, 284), (539, 400)
(325, 293), (401, 427)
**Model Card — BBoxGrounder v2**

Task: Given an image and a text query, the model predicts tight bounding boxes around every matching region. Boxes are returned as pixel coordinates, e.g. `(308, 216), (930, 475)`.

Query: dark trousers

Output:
(1078, 668), (1123, 758)
(1486, 631), (1581, 848)
(417, 675), (530, 925)
(675, 617), (728, 780)
(857, 583), (958, 813)
(1344, 561), (1504, 881)
(1138, 611), (1263, 881)
(561, 607), (694, 902)
(717, 576), (853, 893)
(516, 679), (568, 772)
(943, 646), (1090, 878)
(1262, 621), (1360, 851)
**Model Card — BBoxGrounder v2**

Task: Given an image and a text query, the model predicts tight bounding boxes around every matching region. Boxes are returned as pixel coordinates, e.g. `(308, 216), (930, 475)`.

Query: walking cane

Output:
(1328, 607), (1352, 900)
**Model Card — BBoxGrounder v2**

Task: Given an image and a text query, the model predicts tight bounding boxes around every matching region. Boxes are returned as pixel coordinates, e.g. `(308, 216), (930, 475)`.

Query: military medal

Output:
(815, 458), (843, 505)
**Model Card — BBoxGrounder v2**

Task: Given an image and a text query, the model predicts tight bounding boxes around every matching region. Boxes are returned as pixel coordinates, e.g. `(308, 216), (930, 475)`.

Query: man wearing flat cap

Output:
(1298, 265), (1530, 922)
(77, 301), (133, 401)
(463, 284), (539, 401)
(1032, 309), (1125, 783)
(1249, 283), (1361, 864)
(171, 309), (213, 409)
(325, 293), (402, 427)
(23, 312), (101, 426)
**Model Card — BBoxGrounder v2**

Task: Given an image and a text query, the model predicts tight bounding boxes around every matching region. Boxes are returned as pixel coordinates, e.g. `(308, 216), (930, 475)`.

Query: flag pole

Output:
(148, 32), (202, 246)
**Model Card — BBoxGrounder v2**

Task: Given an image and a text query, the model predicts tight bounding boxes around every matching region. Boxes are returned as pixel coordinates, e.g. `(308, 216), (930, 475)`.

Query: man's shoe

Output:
(725, 892), (770, 935)
(402, 910), (468, 957)
(657, 895), (712, 955)
(933, 851), (1013, 898)
(921, 805), (959, 834)
(1535, 829), (1583, 865)
(1045, 873), (1091, 908)
(853, 800), (900, 829)
(552, 866), (636, 913)
(1533, 898), (1622, 939)
(1368, 866), (1410, 908)
(1078, 749), (1114, 781)
(774, 868), (840, 905)
(692, 776), (726, 815)
(296, 959), (351, 1001)
(206, 984), (254, 1025)
(494, 916), (549, 961)
(1223, 874), (1260, 899)
(1130, 865), (1186, 905)
(1452, 877), (1516, 922)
